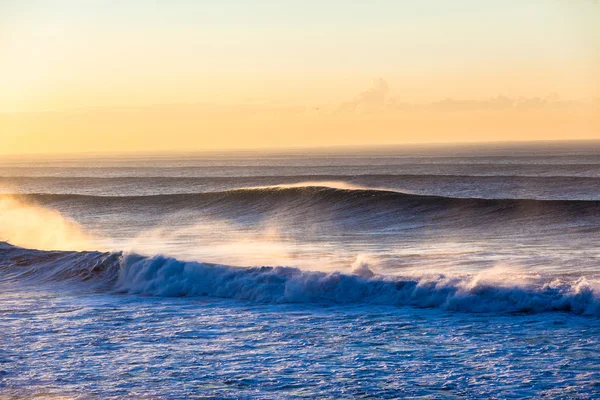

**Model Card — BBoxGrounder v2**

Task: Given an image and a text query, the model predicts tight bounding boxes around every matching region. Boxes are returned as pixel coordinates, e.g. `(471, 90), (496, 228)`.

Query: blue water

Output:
(1, 143), (600, 398)
(2, 287), (600, 399)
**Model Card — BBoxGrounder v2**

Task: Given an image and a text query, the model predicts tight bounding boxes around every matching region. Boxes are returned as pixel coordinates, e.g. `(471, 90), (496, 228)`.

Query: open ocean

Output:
(1, 142), (600, 399)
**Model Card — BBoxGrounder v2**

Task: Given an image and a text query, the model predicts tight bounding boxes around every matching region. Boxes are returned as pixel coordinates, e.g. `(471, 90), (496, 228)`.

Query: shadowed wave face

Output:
(8, 185), (600, 227)
(1, 242), (598, 316)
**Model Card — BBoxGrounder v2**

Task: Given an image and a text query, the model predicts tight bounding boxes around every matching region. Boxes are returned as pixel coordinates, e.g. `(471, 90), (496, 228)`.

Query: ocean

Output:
(1, 142), (600, 398)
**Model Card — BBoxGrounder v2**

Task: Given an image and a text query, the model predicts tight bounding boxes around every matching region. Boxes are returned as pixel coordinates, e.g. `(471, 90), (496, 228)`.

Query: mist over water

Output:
(0, 196), (94, 251)
(1, 143), (600, 398)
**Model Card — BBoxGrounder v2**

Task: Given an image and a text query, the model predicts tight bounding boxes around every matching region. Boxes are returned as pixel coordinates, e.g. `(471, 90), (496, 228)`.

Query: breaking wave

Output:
(1, 242), (598, 316)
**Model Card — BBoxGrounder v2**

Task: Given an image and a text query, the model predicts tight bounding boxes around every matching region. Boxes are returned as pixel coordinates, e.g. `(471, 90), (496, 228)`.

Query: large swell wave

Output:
(1, 242), (598, 316)
(7, 185), (600, 217)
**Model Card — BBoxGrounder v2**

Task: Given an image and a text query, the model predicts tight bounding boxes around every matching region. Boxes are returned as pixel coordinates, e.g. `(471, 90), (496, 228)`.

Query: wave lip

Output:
(1, 243), (599, 316)
(116, 254), (600, 316)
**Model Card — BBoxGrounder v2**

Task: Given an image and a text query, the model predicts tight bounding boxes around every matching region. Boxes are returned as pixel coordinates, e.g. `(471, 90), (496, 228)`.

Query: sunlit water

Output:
(2, 286), (600, 399)
(1, 143), (600, 398)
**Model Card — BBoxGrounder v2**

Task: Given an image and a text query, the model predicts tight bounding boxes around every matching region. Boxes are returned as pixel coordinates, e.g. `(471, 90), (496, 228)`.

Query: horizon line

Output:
(2, 138), (600, 159)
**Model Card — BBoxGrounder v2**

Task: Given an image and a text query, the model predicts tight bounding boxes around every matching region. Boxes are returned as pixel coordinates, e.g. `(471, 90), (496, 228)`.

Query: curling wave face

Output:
(1, 242), (598, 316)
(7, 185), (600, 226)
(5, 173), (600, 200)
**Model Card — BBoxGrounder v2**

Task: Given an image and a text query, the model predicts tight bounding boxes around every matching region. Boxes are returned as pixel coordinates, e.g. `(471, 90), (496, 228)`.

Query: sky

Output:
(0, 0), (598, 154)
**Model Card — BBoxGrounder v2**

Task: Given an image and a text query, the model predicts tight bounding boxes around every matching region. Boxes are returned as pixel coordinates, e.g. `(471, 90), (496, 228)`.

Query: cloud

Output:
(339, 79), (592, 113)
(428, 95), (586, 112)
(340, 78), (391, 112)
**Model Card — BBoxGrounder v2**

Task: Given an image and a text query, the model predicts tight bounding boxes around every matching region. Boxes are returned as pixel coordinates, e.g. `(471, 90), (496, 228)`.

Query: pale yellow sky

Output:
(0, 0), (598, 154)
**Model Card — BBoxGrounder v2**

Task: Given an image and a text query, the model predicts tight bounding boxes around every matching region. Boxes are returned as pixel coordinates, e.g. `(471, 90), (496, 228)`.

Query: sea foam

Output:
(1, 243), (598, 316)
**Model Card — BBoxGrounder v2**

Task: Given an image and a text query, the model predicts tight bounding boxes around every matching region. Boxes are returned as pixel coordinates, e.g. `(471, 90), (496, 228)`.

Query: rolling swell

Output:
(0, 242), (598, 316)
(4, 174), (600, 200)
(7, 186), (600, 222)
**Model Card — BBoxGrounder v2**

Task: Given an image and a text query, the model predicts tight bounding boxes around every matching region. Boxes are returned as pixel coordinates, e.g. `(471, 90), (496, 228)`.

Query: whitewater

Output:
(1, 143), (600, 398)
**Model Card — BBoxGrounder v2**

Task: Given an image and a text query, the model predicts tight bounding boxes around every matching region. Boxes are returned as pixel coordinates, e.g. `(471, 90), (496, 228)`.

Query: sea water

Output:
(1, 142), (599, 398)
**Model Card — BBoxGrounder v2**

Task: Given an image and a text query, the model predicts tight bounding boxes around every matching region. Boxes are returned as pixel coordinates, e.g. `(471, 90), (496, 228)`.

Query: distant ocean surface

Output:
(1, 142), (600, 398)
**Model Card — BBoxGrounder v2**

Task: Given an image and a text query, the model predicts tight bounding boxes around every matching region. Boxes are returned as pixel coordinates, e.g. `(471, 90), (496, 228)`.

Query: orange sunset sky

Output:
(1, 0), (598, 154)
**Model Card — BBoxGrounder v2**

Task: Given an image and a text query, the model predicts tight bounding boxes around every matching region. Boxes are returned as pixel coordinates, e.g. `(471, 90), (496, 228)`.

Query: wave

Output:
(5, 184), (600, 220)
(1, 242), (598, 316)
(5, 174), (600, 202)
(5, 173), (600, 206)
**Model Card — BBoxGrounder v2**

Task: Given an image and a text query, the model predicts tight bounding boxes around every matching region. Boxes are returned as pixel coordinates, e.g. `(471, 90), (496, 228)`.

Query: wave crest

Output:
(1, 243), (599, 316)
(5, 185), (600, 229)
